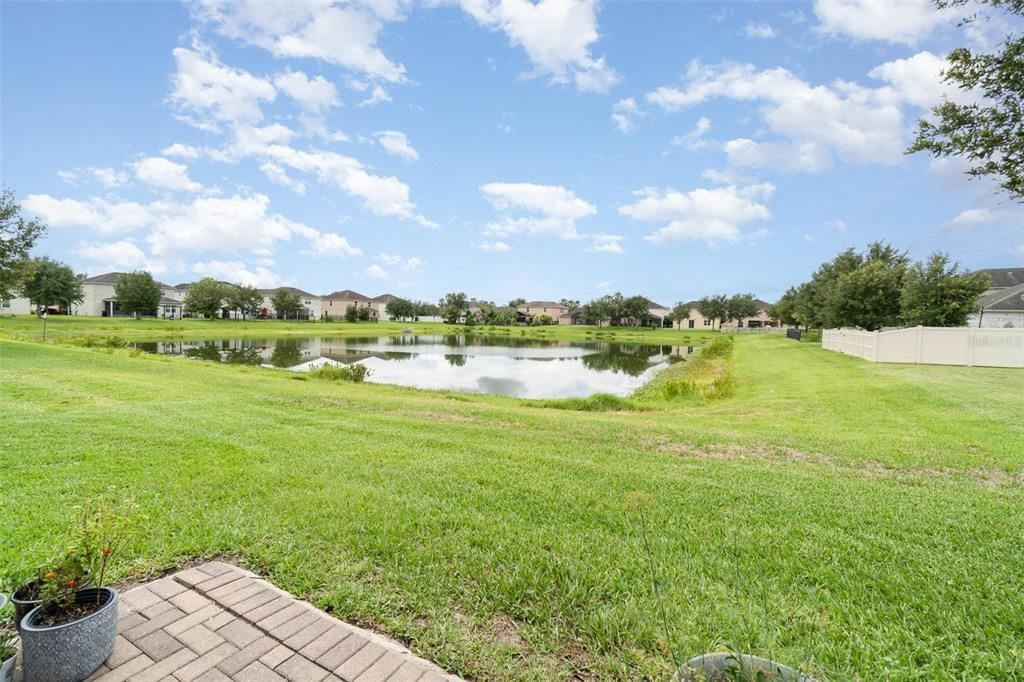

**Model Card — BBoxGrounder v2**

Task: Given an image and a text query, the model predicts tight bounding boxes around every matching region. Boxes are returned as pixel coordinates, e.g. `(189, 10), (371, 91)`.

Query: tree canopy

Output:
(114, 271), (162, 318)
(225, 284), (264, 320)
(725, 293), (760, 323)
(22, 258), (83, 314)
(900, 253), (991, 326)
(909, 0), (1024, 200)
(668, 302), (691, 326)
(184, 278), (228, 319)
(439, 292), (469, 324)
(270, 289), (302, 319)
(1, 188), (46, 301)
(385, 297), (416, 321)
(697, 295), (728, 328)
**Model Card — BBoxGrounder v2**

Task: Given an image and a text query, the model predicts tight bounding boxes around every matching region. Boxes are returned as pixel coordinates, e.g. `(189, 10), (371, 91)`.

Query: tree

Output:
(270, 289), (302, 319)
(114, 271), (161, 318)
(414, 300), (439, 319)
(697, 295), (728, 329)
(725, 293), (760, 324)
(184, 277), (228, 319)
(900, 252), (991, 326)
(385, 297), (415, 321)
(225, 284), (264, 320)
(344, 305), (360, 322)
(908, 0), (1024, 200)
(1, 188), (46, 301)
(622, 295), (651, 325)
(22, 258), (83, 315)
(357, 306), (372, 321)
(439, 292), (469, 324)
(559, 298), (580, 310)
(508, 298), (526, 308)
(768, 289), (801, 326)
(668, 302), (691, 328)
(827, 242), (910, 330)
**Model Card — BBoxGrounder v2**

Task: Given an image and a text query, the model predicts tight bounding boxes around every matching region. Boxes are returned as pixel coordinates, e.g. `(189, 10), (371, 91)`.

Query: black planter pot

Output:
(20, 587), (119, 682)
(10, 581), (42, 631)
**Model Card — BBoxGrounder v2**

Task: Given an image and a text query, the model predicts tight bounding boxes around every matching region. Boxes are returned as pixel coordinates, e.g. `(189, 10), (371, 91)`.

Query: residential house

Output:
(516, 301), (567, 324)
(973, 267), (1023, 294)
(260, 287), (321, 320)
(0, 296), (33, 315)
(371, 293), (400, 321)
(641, 299), (672, 328)
(720, 299), (777, 330)
(74, 272), (184, 318)
(321, 289), (375, 320)
(671, 302), (720, 331)
(969, 283), (1024, 328)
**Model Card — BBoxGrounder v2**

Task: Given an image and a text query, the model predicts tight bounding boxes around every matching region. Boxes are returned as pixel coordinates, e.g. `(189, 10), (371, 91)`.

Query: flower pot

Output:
(20, 588), (118, 682)
(10, 582), (42, 632)
(0, 652), (15, 682)
(674, 652), (816, 682)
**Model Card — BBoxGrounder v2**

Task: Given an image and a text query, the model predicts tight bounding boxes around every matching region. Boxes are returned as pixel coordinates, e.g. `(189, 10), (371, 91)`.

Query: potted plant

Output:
(1, 594), (18, 682)
(19, 501), (134, 682)
(10, 572), (45, 631)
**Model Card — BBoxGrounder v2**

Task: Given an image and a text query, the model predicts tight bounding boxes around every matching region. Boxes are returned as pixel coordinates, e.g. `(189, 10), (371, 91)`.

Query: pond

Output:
(134, 335), (697, 399)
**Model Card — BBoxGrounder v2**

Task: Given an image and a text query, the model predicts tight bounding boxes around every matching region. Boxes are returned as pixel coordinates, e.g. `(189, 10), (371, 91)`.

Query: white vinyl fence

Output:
(822, 327), (1024, 368)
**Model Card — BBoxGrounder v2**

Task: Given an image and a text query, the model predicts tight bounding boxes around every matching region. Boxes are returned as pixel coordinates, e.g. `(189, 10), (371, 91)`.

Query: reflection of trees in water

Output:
(270, 339), (303, 368)
(580, 344), (665, 376)
(184, 344), (223, 363)
(224, 347), (263, 365)
(444, 353), (467, 367)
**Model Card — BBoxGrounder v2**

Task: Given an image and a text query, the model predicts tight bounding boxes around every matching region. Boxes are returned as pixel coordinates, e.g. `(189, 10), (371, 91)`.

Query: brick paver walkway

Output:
(15, 561), (462, 682)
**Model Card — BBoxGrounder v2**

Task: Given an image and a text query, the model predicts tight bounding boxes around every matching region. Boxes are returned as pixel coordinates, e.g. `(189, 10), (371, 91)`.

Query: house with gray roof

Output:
(969, 283), (1024, 328)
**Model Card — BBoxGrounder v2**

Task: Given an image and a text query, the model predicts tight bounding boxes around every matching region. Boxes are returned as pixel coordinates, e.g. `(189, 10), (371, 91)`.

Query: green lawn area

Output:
(1, 318), (1021, 680)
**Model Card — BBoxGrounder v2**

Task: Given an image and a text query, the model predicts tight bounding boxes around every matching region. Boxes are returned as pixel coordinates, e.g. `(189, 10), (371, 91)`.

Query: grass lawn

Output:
(1, 319), (1022, 680)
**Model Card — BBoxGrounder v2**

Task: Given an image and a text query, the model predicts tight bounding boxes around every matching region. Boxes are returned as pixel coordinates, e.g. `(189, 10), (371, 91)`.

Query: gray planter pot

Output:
(674, 652), (816, 682)
(0, 654), (15, 682)
(20, 588), (118, 682)
(10, 582), (42, 631)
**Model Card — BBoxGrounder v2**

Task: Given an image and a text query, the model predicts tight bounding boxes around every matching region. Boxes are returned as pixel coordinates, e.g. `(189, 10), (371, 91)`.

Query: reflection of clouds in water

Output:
(360, 354), (663, 399)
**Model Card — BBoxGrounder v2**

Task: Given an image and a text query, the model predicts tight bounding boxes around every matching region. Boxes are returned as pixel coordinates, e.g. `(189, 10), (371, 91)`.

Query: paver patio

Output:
(13, 561), (462, 682)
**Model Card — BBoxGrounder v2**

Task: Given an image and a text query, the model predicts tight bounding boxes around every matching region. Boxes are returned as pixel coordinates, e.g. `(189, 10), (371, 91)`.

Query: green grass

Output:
(1, 324), (1022, 680)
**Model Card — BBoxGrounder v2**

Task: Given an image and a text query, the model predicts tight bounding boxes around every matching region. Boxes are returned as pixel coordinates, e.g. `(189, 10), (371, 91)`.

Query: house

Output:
(0, 296), (33, 315)
(972, 267), (1023, 294)
(671, 302), (720, 330)
(321, 289), (375, 320)
(76, 272), (184, 318)
(370, 293), (400, 321)
(641, 299), (672, 328)
(259, 287), (321, 320)
(516, 301), (567, 324)
(969, 283), (1024, 328)
(720, 299), (777, 330)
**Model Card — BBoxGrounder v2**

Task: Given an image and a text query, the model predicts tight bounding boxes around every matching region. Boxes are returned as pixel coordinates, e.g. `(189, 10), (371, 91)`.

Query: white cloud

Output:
(161, 143), (202, 159)
(134, 157), (203, 192)
(946, 208), (1016, 229)
(375, 130), (419, 161)
(358, 84), (392, 107)
(611, 97), (642, 133)
(193, 0), (407, 83)
(377, 253), (402, 266)
(259, 161), (307, 194)
(460, 0), (619, 93)
(830, 218), (847, 235)
(58, 167), (129, 188)
(646, 54), (961, 173)
(22, 194), (153, 234)
(402, 256), (425, 272)
(480, 182), (596, 239)
(479, 240), (511, 252)
(365, 264), (390, 279)
(74, 240), (166, 274)
(170, 42), (276, 126)
(273, 70), (339, 111)
(813, 0), (950, 45)
(743, 22), (777, 39)
(192, 259), (286, 288)
(619, 183), (775, 244)
(303, 231), (362, 258)
(589, 233), (624, 254)
(671, 116), (713, 151)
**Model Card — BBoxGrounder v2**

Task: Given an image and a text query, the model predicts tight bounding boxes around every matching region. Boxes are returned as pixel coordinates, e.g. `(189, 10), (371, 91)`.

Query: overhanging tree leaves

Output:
(114, 271), (161, 318)
(1, 188), (46, 301)
(908, 0), (1024, 200)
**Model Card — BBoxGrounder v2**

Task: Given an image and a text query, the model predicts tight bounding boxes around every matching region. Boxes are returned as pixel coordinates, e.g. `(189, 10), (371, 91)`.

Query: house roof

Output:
(371, 293), (399, 303)
(522, 301), (565, 308)
(977, 283), (1024, 312)
(973, 267), (1024, 289)
(260, 286), (317, 298)
(84, 271), (173, 288)
(323, 289), (371, 301)
(643, 298), (668, 310)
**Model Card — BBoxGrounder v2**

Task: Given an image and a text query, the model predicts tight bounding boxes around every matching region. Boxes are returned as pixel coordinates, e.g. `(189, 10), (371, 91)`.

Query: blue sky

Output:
(3, 0), (1021, 305)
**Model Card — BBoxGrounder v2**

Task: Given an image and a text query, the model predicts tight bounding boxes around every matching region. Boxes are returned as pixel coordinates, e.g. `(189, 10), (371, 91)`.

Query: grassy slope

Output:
(0, 328), (1022, 680)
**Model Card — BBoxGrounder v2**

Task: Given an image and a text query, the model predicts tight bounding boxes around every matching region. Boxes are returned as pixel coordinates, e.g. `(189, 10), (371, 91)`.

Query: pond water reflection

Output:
(135, 335), (697, 399)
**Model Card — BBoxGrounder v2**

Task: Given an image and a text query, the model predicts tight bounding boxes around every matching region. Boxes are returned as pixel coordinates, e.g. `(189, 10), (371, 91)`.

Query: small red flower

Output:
(43, 572), (56, 581)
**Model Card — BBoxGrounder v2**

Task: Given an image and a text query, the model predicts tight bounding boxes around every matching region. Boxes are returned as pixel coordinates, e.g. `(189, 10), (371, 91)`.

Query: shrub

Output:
(802, 329), (822, 343)
(535, 393), (646, 412)
(309, 363), (372, 383)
